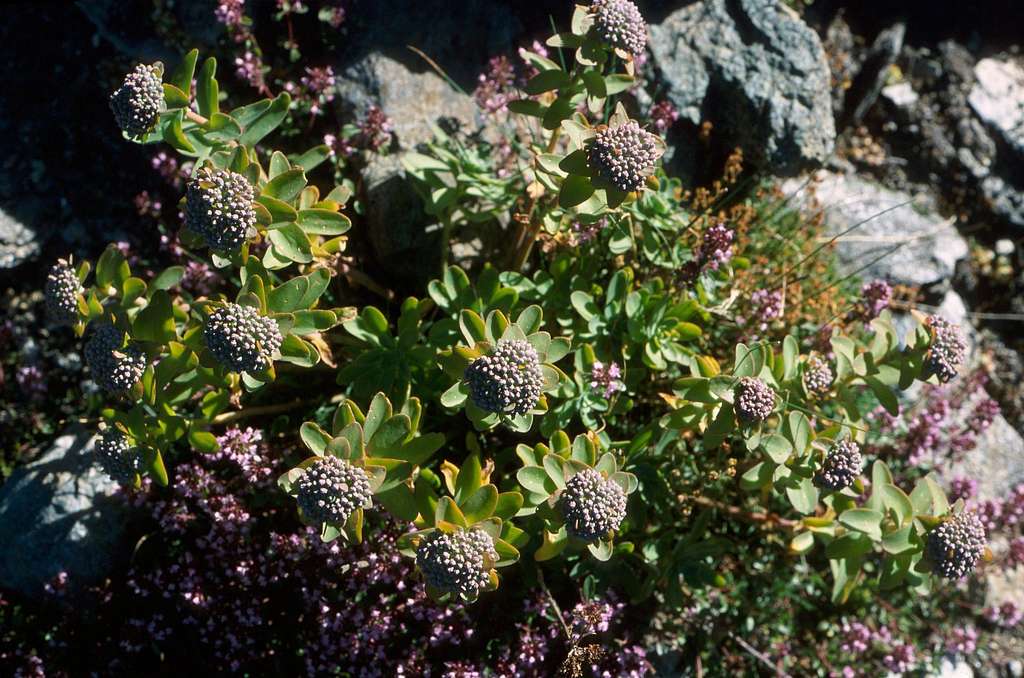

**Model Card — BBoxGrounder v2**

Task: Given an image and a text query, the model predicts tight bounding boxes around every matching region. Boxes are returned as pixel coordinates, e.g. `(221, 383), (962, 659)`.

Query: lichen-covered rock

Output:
(0, 428), (129, 595)
(648, 0), (835, 174)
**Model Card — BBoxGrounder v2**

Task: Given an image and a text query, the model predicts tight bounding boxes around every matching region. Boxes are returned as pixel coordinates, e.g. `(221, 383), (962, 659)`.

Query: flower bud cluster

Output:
(415, 529), (497, 597)
(925, 315), (967, 384)
(588, 121), (662, 193)
(44, 260), (83, 326)
(559, 468), (628, 541)
(95, 428), (141, 484)
(185, 168), (257, 252)
(204, 303), (283, 374)
(295, 456), (372, 525)
(464, 339), (544, 416)
(814, 440), (862, 491)
(110, 64), (164, 138)
(926, 511), (986, 579)
(733, 377), (775, 425)
(803, 356), (834, 398)
(591, 0), (647, 56)
(84, 324), (146, 394)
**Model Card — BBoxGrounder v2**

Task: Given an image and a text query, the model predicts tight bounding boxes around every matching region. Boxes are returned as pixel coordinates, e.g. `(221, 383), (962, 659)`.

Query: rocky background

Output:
(1, 1), (1023, 674)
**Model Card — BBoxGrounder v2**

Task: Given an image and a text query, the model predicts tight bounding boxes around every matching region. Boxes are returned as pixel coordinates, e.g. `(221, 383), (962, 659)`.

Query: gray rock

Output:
(0, 206), (41, 269)
(882, 82), (919, 110)
(982, 175), (1024, 229)
(969, 58), (1024, 160)
(649, 0), (835, 175)
(0, 428), (129, 595)
(782, 171), (968, 286)
(846, 22), (906, 126)
(944, 414), (1024, 504)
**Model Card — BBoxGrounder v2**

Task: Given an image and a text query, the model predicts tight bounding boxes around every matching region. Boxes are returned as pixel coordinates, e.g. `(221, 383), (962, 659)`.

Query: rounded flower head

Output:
(204, 303), (283, 374)
(295, 456), (372, 525)
(733, 377), (776, 425)
(587, 121), (662, 192)
(803, 356), (834, 398)
(84, 324), (146, 394)
(591, 0), (647, 56)
(925, 315), (967, 384)
(415, 529), (497, 597)
(94, 428), (141, 485)
(559, 468), (627, 541)
(927, 511), (986, 579)
(814, 440), (862, 491)
(109, 64), (164, 139)
(464, 339), (544, 416)
(44, 260), (83, 326)
(184, 167), (257, 252)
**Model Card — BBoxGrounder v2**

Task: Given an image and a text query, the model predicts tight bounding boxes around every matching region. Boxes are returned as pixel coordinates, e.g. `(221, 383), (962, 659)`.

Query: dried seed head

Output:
(84, 324), (146, 394)
(587, 121), (662, 192)
(94, 428), (141, 485)
(591, 0), (647, 56)
(925, 315), (967, 384)
(295, 456), (373, 525)
(204, 303), (283, 374)
(110, 64), (164, 139)
(734, 377), (776, 425)
(464, 339), (544, 416)
(44, 260), (83, 326)
(559, 468), (627, 542)
(927, 511), (986, 579)
(814, 440), (862, 491)
(184, 167), (257, 252)
(415, 529), (497, 597)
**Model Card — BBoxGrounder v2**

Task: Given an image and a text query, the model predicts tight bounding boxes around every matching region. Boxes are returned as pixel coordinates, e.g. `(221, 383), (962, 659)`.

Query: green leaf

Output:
(866, 376), (900, 416)
(188, 429), (219, 453)
(524, 69), (571, 95)
(517, 466), (553, 495)
(762, 433), (792, 464)
(143, 447), (169, 486)
(297, 208), (351, 235)
(163, 84), (189, 109)
(133, 290), (177, 343)
(839, 508), (883, 541)
(289, 310), (337, 335)
(300, 422), (331, 454)
(267, 223), (313, 263)
(461, 485), (498, 523)
(292, 144), (331, 172)
(262, 169), (307, 203)
(558, 174), (595, 208)
(786, 477), (819, 515)
(169, 49), (199, 94)
(882, 526), (916, 555)
(151, 266), (185, 291)
(239, 92), (291, 146)
(196, 57), (219, 118)
(881, 485), (914, 525)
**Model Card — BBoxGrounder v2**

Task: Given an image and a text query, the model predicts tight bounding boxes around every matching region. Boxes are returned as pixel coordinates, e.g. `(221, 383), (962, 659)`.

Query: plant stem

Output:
(184, 109), (209, 126)
(211, 399), (309, 425)
(537, 567), (573, 641)
(511, 126), (562, 270)
(684, 494), (798, 529)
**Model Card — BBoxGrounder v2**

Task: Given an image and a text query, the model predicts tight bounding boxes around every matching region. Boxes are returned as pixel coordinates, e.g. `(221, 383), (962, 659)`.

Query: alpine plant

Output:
(924, 315), (967, 384)
(927, 511), (987, 579)
(464, 339), (544, 416)
(84, 324), (146, 394)
(814, 440), (862, 491)
(184, 167), (257, 252)
(94, 428), (141, 485)
(109, 64), (164, 139)
(295, 456), (373, 526)
(587, 121), (663, 192)
(733, 377), (776, 425)
(803, 356), (834, 398)
(44, 259), (83, 326)
(590, 0), (647, 56)
(559, 468), (628, 541)
(415, 529), (497, 598)
(204, 303), (283, 374)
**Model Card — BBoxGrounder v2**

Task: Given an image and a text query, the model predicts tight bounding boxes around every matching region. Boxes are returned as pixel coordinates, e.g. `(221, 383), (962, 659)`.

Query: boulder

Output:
(783, 171), (968, 287)
(0, 428), (129, 596)
(648, 0), (835, 175)
(969, 58), (1024, 161)
(0, 206), (41, 270)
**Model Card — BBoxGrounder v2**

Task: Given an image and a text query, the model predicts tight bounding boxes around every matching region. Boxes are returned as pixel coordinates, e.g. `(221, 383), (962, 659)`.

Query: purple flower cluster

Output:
(326, 106), (394, 158)
(948, 476), (978, 503)
(945, 626), (978, 656)
(681, 222), (735, 283)
(882, 642), (916, 673)
(590, 360), (625, 398)
(570, 217), (608, 246)
(234, 51), (265, 90)
(16, 365), (46, 402)
(474, 56), (516, 115)
(647, 100), (679, 134)
(214, 0), (246, 30)
(300, 66), (335, 116)
(855, 279), (892, 322)
(737, 289), (782, 339)
(984, 601), (1023, 628)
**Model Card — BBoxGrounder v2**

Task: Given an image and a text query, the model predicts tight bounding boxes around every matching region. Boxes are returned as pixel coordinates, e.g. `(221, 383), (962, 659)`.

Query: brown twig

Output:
(537, 568), (573, 641)
(684, 494), (798, 530)
(184, 109), (209, 126)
